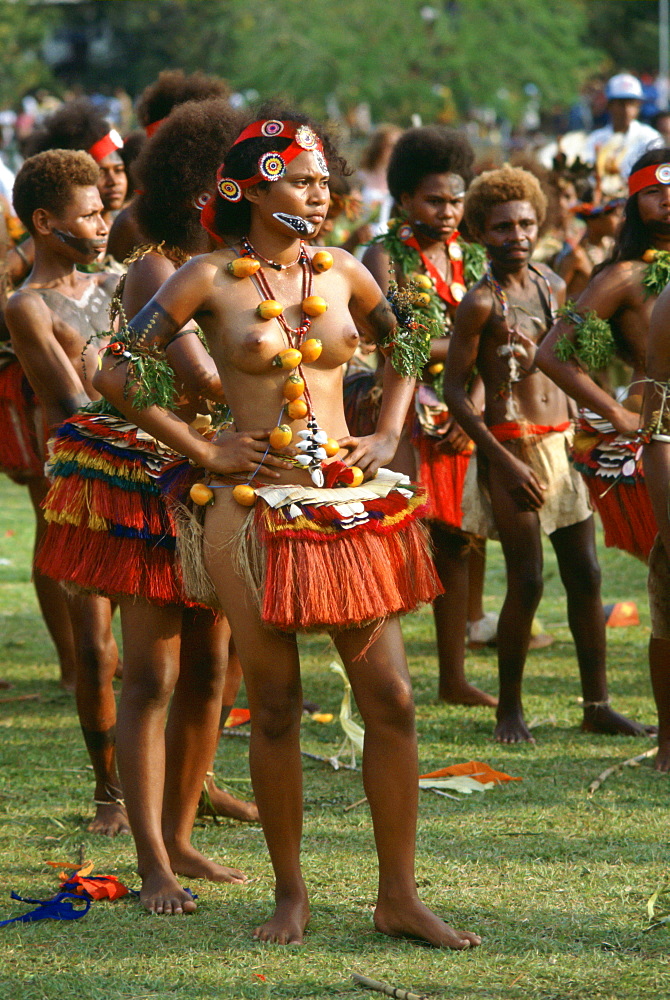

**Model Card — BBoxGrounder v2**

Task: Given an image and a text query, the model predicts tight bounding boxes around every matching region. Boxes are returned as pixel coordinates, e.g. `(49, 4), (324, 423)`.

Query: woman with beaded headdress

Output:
(35, 99), (257, 909)
(92, 105), (481, 949)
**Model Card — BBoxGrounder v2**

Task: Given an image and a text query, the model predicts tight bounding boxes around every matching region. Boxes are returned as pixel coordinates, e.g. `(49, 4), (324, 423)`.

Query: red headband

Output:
(88, 129), (123, 164)
(628, 162), (670, 196)
(144, 118), (165, 138)
(201, 119), (327, 239)
(215, 120), (326, 202)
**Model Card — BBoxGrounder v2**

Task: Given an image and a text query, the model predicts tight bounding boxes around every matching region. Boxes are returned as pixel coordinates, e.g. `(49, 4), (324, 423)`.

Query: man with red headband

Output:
(93, 106), (481, 950)
(538, 146), (670, 564)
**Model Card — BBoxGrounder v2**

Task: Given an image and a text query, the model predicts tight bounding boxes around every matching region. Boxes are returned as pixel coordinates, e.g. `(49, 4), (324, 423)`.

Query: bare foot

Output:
(198, 778), (260, 823)
(86, 800), (131, 837)
(654, 737), (670, 772)
(528, 632), (554, 650)
(139, 869), (197, 915)
(581, 703), (656, 737)
(253, 887), (310, 944)
(494, 709), (536, 744)
(438, 682), (498, 708)
(374, 897), (481, 950)
(167, 842), (247, 885)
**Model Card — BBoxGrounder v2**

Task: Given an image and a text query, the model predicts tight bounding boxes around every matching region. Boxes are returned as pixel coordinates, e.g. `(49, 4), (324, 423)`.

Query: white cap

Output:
(606, 73), (644, 101)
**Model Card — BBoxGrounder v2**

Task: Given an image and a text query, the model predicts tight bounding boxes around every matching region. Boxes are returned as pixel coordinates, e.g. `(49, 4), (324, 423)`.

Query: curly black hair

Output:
(210, 102), (348, 240)
(25, 98), (112, 157)
(387, 126), (475, 202)
(133, 98), (243, 249)
(135, 70), (229, 129)
(13, 149), (99, 233)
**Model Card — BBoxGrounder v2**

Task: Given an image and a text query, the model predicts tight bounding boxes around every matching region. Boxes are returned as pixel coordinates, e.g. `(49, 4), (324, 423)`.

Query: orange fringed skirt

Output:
(414, 433), (472, 528)
(0, 352), (42, 481)
(36, 409), (200, 605)
(571, 412), (656, 562)
(231, 478), (443, 632)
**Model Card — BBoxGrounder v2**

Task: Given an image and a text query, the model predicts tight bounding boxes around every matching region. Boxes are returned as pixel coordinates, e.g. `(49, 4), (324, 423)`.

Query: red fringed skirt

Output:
(36, 409), (199, 605)
(413, 433), (472, 529)
(571, 412), (656, 561)
(232, 477), (443, 632)
(0, 352), (42, 481)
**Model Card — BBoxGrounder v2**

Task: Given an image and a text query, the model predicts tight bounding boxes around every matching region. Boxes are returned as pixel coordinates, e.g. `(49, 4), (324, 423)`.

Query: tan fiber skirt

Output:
(461, 428), (592, 540)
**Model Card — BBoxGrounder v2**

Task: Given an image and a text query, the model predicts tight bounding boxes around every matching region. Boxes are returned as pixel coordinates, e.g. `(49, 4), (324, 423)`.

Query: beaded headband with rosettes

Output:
(200, 119), (328, 238)
(628, 162), (670, 196)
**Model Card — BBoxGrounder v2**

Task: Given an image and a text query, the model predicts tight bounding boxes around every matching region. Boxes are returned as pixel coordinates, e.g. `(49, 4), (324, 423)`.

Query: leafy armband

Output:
(102, 326), (177, 411)
(462, 239), (487, 286)
(642, 249), (670, 299)
(382, 278), (439, 377)
(553, 302), (616, 371)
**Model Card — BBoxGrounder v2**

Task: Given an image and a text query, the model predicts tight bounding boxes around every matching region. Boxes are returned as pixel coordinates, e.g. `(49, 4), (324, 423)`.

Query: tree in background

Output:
(0, 2), (56, 109)
(5, 0), (665, 127)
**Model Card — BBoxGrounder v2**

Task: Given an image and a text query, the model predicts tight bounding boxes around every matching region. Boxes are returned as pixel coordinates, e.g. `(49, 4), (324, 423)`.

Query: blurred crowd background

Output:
(1, 0), (669, 270)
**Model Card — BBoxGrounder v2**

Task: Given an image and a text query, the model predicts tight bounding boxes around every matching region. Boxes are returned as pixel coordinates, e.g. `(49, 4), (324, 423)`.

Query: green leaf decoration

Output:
(554, 301), (616, 370)
(643, 250), (670, 299)
(383, 276), (437, 377)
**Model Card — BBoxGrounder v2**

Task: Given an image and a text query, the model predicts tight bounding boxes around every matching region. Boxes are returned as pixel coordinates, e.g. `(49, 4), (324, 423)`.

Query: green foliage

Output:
(0, 3), (57, 106)
(383, 278), (434, 378)
(21, 0), (604, 127)
(643, 251), (670, 300)
(555, 302), (617, 371)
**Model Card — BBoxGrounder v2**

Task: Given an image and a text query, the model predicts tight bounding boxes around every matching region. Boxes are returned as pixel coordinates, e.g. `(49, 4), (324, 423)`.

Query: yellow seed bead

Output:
(227, 257), (261, 278)
(269, 424), (293, 449)
(412, 273), (432, 290)
(286, 399), (309, 420)
(257, 299), (283, 319)
(283, 374), (305, 401)
(312, 250), (334, 273)
(273, 348), (303, 369)
(302, 295), (328, 316)
(190, 482), (215, 506)
(299, 338), (322, 363)
(232, 484), (256, 506)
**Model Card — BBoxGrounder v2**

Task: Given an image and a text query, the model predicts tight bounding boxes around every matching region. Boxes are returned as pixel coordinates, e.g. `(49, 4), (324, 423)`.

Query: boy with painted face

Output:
(443, 166), (651, 745)
(6, 150), (127, 836)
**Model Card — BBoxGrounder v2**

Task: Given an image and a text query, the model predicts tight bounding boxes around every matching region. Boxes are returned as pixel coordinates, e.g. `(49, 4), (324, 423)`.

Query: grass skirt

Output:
(571, 411), (656, 561)
(230, 474), (443, 631)
(0, 351), (42, 481)
(36, 410), (199, 605)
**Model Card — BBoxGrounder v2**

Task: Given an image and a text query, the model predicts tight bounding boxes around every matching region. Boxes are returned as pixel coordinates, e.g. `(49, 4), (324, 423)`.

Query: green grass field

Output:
(1, 474), (669, 1000)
